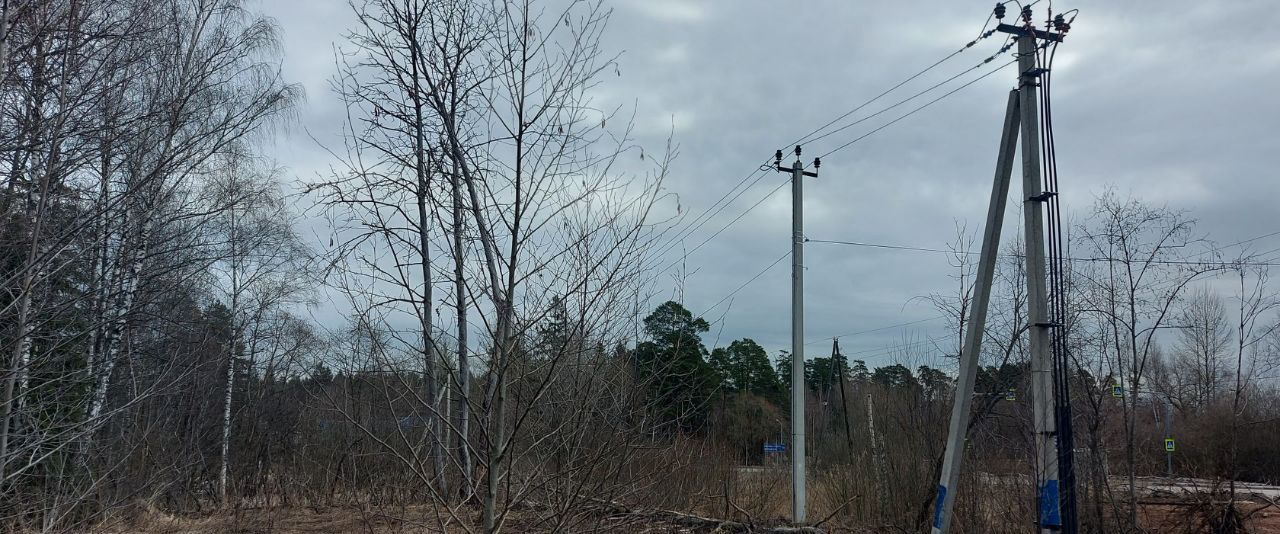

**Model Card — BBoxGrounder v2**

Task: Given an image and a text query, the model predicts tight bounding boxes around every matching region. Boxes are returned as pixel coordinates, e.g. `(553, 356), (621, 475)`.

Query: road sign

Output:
(1111, 385), (1124, 398)
(764, 443), (786, 453)
(1004, 389), (1016, 401)
(1164, 438), (1175, 452)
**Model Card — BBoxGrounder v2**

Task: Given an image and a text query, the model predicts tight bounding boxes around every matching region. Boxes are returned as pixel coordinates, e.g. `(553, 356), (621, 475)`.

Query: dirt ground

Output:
(1137, 502), (1280, 534)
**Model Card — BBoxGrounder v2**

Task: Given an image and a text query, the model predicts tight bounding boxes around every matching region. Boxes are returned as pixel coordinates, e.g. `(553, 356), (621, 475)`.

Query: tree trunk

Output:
(89, 212), (151, 424)
(0, 270), (33, 484)
(409, 32), (443, 495)
(221, 202), (240, 504)
(452, 156), (472, 499)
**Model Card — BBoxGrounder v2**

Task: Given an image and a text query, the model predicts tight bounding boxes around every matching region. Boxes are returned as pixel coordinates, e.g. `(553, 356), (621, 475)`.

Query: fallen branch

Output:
(1240, 493), (1279, 522)
(811, 495), (858, 529)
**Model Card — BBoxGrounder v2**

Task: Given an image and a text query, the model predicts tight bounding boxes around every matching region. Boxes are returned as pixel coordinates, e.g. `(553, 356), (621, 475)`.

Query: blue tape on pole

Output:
(933, 485), (947, 529)
(1038, 480), (1061, 527)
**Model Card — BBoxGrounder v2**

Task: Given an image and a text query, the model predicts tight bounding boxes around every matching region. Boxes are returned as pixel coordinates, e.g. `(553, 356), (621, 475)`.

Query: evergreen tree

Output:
(709, 339), (784, 403)
(917, 365), (952, 399)
(534, 296), (576, 360)
(871, 363), (919, 389)
(633, 301), (718, 432)
(849, 359), (871, 383)
(806, 353), (850, 392)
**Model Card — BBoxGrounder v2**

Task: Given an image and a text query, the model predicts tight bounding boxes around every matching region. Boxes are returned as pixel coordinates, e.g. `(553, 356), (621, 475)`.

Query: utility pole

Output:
(776, 146), (818, 524)
(1160, 399), (1173, 477)
(931, 5), (1073, 533)
(931, 88), (1020, 534)
(867, 391), (890, 517)
(834, 339), (854, 453)
(1014, 23), (1063, 533)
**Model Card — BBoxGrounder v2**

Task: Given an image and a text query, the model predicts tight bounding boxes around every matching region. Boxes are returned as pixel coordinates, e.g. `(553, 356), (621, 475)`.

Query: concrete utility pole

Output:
(867, 391), (890, 516)
(1015, 29), (1063, 534)
(1160, 399), (1173, 477)
(931, 89), (1020, 534)
(775, 146), (818, 524)
(930, 10), (1068, 533)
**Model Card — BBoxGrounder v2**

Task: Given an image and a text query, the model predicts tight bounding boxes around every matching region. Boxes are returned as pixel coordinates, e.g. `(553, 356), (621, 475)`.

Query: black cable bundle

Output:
(1037, 27), (1080, 534)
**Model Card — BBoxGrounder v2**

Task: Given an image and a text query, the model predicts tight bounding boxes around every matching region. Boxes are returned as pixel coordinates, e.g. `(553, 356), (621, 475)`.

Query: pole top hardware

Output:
(1053, 14), (1071, 34)
(996, 23), (1064, 42)
(775, 146), (818, 177)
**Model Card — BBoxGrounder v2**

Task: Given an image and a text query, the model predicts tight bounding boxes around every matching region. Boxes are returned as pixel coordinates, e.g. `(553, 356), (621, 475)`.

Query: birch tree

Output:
(207, 152), (310, 503)
(0, 0), (295, 523)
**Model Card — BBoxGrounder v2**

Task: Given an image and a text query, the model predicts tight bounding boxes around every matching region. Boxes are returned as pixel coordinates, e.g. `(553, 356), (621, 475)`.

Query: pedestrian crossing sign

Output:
(1164, 438), (1175, 452)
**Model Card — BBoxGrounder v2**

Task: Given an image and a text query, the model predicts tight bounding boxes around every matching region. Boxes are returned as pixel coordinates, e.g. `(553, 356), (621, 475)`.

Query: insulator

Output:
(1021, 5), (1032, 23)
(994, 3), (1006, 20)
(794, 145), (802, 157)
(775, 149), (783, 165)
(813, 157), (821, 169)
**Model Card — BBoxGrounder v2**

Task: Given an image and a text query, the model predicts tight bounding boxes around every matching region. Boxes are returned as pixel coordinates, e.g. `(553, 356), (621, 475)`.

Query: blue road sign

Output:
(763, 443), (786, 453)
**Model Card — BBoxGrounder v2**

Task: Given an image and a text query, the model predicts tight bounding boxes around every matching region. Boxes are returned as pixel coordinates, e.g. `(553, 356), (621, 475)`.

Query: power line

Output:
(806, 237), (1280, 267)
(698, 249), (790, 317)
(840, 336), (943, 359)
(819, 57), (1019, 160)
(790, 30), (1000, 148)
(656, 179), (790, 275)
(654, 55), (1019, 278)
(1221, 229), (1280, 249)
(804, 314), (947, 346)
(807, 238), (956, 255)
(803, 37), (1013, 147)
(645, 169), (771, 268)
(647, 17), (1006, 278)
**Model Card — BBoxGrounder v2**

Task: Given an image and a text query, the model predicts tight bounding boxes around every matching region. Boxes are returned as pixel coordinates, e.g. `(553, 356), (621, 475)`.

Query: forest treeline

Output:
(1, 0), (1277, 533)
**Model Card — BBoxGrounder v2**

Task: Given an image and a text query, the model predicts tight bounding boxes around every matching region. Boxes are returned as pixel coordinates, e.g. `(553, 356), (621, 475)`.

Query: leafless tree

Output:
(1145, 285), (1233, 429)
(1224, 262), (1279, 517)
(1074, 189), (1219, 530)
(207, 151), (311, 503)
(310, 2), (673, 532)
(0, 0), (296, 526)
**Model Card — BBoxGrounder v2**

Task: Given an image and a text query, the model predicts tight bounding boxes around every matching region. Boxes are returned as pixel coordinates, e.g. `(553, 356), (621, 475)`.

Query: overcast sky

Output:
(255, 0), (1280, 368)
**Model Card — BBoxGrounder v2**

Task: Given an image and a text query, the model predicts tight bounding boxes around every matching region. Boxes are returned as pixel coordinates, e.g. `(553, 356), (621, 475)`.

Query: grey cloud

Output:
(261, 0), (1280, 365)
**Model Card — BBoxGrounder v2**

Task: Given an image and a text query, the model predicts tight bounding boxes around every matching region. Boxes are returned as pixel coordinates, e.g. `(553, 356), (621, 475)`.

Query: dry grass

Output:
(86, 493), (1280, 534)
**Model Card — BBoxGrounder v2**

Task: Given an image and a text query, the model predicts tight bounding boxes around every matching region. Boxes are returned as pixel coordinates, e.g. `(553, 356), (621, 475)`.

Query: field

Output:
(92, 476), (1280, 533)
